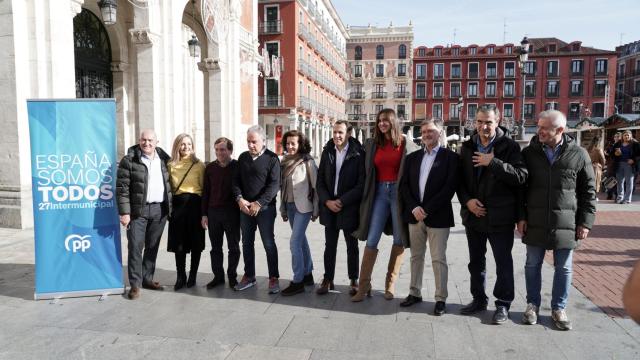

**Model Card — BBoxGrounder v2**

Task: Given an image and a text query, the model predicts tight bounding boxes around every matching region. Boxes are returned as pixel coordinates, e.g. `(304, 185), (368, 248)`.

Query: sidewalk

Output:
(0, 200), (638, 359)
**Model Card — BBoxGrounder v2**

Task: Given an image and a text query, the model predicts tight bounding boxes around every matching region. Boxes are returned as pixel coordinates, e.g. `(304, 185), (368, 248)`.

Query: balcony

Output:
(298, 96), (313, 111)
(394, 91), (410, 99)
(259, 20), (282, 35)
(595, 71), (608, 76)
(547, 72), (559, 78)
(416, 74), (426, 80)
(571, 71), (584, 77)
(433, 75), (444, 80)
(546, 90), (560, 98)
(372, 92), (387, 99)
(376, 72), (385, 78)
(525, 91), (536, 97)
(503, 93), (515, 98)
(468, 72), (479, 79)
(348, 113), (365, 121)
(397, 71), (407, 78)
(504, 71), (515, 78)
(467, 93), (478, 98)
(486, 72), (497, 79)
(432, 94), (444, 99)
(415, 93), (426, 99)
(349, 92), (365, 100)
(450, 73), (461, 79)
(259, 96), (284, 108)
(569, 90), (583, 97)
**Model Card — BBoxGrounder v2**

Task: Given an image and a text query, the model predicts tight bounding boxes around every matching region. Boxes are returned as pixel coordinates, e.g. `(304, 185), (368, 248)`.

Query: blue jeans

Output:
(285, 203), (314, 283)
(366, 182), (402, 249)
(524, 245), (573, 310)
(240, 205), (279, 279)
(616, 162), (635, 202)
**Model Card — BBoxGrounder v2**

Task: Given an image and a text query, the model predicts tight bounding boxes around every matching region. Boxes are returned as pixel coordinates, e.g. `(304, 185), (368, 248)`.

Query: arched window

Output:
(399, 44), (407, 59)
(73, 9), (113, 98)
(355, 46), (362, 60)
(376, 45), (384, 59)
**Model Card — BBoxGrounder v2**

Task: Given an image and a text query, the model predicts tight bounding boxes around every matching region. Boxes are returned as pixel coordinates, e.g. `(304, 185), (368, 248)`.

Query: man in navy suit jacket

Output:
(399, 119), (459, 315)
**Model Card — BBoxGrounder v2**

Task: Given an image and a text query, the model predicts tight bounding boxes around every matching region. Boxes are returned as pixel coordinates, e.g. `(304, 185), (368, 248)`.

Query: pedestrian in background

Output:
(351, 108), (419, 302)
(604, 132), (621, 200)
(279, 130), (318, 296)
(612, 130), (640, 204)
(201, 137), (241, 290)
(587, 137), (606, 198)
(167, 133), (206, 290)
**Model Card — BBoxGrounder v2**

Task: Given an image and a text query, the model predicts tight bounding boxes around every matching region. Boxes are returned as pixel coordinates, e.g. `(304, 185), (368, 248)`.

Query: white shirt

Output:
(334, 142), (349, 196)
(252, 147), (266, 161)
(418, 145), (440, 203)
(140, 151), (165, 203)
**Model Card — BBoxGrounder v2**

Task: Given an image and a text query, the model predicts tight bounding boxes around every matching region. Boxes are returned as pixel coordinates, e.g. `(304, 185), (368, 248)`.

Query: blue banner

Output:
(28, 99), (123, 299)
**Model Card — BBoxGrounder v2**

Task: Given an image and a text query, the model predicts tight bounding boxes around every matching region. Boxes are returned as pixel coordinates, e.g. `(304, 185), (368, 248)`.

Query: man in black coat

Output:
(316, 120), (365, 295)
(457, 105), (528, 323)
(398, 119), (458, 315)
(116, 129), (172, 300)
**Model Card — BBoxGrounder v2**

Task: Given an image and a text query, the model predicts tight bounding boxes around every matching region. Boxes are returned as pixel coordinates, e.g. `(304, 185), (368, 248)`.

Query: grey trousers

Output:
(127, 203), (168, 287)
(408, 222), (450, 301)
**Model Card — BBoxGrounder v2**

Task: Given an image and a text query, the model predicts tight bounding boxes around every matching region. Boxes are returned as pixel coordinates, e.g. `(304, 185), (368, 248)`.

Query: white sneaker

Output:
(522, 303), (538, 325)
(552, 309), (572, 331)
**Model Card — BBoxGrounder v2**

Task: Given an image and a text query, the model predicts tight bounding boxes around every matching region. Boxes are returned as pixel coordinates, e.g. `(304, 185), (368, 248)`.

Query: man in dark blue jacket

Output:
(398, 118), (458, 315)
(316, 120), (365, 295)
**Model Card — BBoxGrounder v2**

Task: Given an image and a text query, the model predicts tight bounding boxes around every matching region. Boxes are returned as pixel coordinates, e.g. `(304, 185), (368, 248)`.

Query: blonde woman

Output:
(168, 133), (206, 290)
(612, 130), (640, 204)
(587, 137), (605, 195)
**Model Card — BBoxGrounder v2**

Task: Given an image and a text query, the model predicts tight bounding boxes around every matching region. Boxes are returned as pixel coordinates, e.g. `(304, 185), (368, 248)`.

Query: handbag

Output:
(304, 160), (315, 203)
(603, 176), (617, 190)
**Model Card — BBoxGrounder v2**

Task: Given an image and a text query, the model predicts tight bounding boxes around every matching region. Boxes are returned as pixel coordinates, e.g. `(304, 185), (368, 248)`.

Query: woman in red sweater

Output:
(352, 109), (419, 302)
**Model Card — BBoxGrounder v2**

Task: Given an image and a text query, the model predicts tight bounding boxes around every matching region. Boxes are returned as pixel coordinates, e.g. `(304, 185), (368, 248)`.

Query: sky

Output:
(332, 0), (639, 51)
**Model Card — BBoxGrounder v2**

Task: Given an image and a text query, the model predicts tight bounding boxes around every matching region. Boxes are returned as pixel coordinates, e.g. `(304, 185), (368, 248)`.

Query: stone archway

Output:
(73, 9), (113, 98)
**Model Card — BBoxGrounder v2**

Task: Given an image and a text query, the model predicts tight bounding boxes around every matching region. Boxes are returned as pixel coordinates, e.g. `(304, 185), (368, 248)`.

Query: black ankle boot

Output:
(187, 252), (201, 288)
(174, 252), (187, 291)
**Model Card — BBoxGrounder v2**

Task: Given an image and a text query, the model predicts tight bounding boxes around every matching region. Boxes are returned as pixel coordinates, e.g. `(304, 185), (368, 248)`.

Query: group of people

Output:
(116, 105), (597, 331)
(597, 130), (640, 204)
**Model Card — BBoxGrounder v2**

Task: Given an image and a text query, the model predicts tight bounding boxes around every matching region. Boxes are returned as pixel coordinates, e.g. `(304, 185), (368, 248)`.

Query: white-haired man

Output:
(232, 125), (281, 293)
(518, 110), (596, 330)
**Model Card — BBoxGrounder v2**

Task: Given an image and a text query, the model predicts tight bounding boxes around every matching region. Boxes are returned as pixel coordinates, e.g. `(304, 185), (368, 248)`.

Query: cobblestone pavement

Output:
(0, 200), (638, 359)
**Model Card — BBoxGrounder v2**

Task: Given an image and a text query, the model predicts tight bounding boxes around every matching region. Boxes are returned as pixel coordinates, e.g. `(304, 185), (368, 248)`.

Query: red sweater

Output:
(374, 140), (404, 181)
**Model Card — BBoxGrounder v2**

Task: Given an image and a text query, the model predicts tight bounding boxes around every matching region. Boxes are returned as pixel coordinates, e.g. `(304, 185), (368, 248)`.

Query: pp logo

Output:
(64, 234), (92, 253)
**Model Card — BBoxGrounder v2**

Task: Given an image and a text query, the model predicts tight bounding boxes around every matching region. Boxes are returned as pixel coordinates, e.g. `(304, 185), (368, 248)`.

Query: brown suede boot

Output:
(384, 245), (405, 300)
(351, 247), (378, 302)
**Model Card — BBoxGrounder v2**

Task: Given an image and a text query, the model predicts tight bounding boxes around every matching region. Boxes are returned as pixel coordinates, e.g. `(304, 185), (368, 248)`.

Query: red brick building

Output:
(257, 0), (348, 155)
(412, 38), (617, 136)
(615, 40), (640, 114)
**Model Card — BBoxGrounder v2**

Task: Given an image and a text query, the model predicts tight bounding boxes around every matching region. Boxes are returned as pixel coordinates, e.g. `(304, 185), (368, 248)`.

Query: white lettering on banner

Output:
(34, 151), (114, 211)
(64, 234), (92, 253)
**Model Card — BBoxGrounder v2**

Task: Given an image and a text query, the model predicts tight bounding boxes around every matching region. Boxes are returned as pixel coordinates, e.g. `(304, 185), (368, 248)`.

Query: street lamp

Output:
(517, 36), (530, 140)
(457, 96), (464, 138)
(188, 35), (200, 58)
(97, 0), (117, 25)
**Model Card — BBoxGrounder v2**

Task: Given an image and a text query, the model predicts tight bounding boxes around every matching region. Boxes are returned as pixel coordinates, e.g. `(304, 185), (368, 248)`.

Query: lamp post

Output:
(188, 35), (200, 58)
(97, 0), (117, 25)
(517, 37), (530, 140)
(457, 96), (464, 139)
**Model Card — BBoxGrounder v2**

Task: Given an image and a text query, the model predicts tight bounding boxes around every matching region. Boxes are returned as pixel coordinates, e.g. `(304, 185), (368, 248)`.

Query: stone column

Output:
(130, 28), (160, 135)
(198, 58), (223, 161)
(110, 61), (130, 158)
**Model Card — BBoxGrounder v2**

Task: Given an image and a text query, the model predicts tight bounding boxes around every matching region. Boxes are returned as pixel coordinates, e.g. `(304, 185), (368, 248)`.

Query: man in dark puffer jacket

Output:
(117, 129), (172, 300)
(518, 110), (596, 330)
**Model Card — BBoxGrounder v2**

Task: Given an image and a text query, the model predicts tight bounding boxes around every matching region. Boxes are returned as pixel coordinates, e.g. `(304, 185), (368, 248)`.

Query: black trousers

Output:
(323, 224), (359, 281)
(465, 227), (515, 308)
(208, 207), (241, 280)
(127, 203), (168, 287)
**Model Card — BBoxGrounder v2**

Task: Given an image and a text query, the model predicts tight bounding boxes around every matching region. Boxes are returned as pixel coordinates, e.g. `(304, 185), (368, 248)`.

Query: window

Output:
(487, 46), (494, 55)
(450, 82), (461, 98)
(374, 104), (383, 113)
(504, 62), (515, 78)
(416, 83), (426, 99)
(396, 83), (407, 97)
(592, 102), (605, 117)
(434, 48), (442, 56)
(568, 103), (580, 119)
(376, 64), (384, 77)
(354, 64), (362, 77)
(416, 64), (426, 79)
(452, 47), (460, 56)
(399, 44), (407, 59)
(486, 82), (496, 97)
(266, 42), (279, 57)
(418, 48), (426, 57)
(504, 82), (515, 97)
(506, 46), (512, 55)
(467, 104), (478, 119)
(398, 63), (407, 76)
(547, 61), (559, 77)
(503, 104), (513, 118)
(635, 80), (640, 95)
(376, 45), (384, 59)
(619, 63), (626, 77)
(571, 60), (584, 76)
(265, 6), (279, 32)
(468, 82), (478, 97)
(432, 104), (443, 119)
(524, 61), (536, 75)
(486, 62), (497, 78)
(545, 102), (559, 111)
(547, 81), (559, 97)
(352, 104), (362, 114)
(433, 64), (444, 79)
(594, 80), (607, 96)
(468, 63), (479, 78)
(354, 46), (362, 60)
(451, 63), (461, 78)
(524, 104), (536, 119)
(397, 104), (406, 119)
(570, 80), (583, 96)
(469, 47), (477, 55)
(433, 83), (444, 98)
(525, 80), (536, 97)
(548, 44), (557, 52)
(595, 59), (608, 75)
(450, 103), (460, 119)
(373, 84), (385, 98)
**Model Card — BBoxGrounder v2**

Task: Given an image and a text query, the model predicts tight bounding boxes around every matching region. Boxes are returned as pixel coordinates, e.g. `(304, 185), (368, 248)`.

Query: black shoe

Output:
(281, 281), (305, 296)
(187, 272), (197, 288)
(228, 277), (238, 289)
(400, 295), (423, 307)
(492, 306), (509, 324)
(303, 273), (314, 286)
(174, 273), (187, 291)
(460, 300), (488, 315)
(433, 301), (446, 316)
(206, 277), (225, 289)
